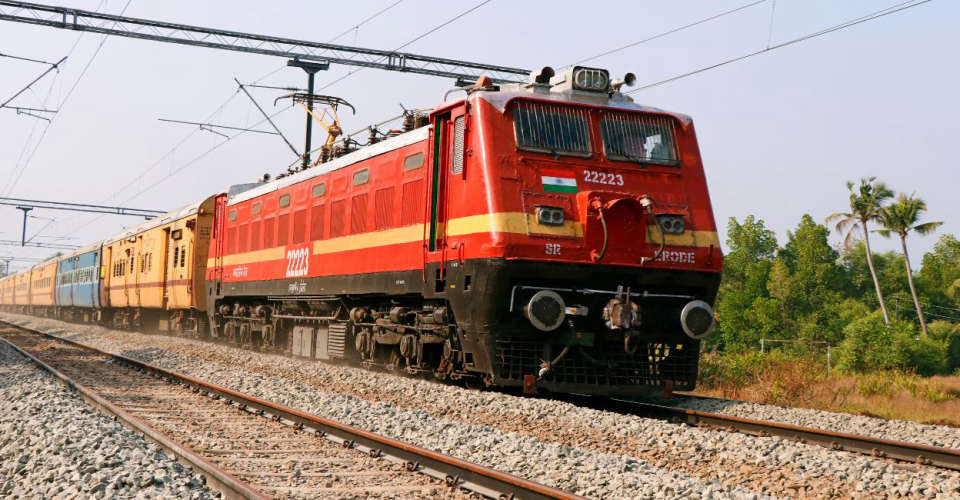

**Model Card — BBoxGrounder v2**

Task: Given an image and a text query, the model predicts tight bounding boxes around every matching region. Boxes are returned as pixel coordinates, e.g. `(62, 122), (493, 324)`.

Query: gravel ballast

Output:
(4, 312), (960, 499)
(0, 336), (217, 499)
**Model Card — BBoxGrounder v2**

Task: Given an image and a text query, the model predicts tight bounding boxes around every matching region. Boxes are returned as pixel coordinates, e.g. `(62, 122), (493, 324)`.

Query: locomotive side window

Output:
(353, 169), (370, 186)
(251, 202), (262, 215)
(403, 152), (424, 171)
(279, 194), (291, 208)
(600, 113), (679, 165)
(512, 102), (591, 156)
(228, 209), (237, 222)
(312, 183), (326, 197)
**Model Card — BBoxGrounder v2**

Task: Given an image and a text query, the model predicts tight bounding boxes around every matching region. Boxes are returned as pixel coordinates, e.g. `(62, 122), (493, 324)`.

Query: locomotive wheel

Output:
(239, 323), (252, 346)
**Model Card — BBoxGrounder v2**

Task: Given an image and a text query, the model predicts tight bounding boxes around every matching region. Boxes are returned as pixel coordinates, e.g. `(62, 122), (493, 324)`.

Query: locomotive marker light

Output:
(680, 300), (716, 339)
(536, 206), (565, 226)
(657, 214), (686, 234)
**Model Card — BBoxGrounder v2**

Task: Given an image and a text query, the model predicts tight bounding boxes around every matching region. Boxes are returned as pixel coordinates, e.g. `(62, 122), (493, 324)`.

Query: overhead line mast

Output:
(0, 1), (530, 84)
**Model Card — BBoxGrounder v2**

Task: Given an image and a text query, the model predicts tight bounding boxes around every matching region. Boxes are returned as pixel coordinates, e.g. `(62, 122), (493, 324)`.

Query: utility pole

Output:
(16, 206), (32, 246)
(287, 59), (329, 170)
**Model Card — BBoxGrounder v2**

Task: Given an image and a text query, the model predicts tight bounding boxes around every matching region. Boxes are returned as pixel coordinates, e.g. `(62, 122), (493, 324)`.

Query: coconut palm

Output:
(875, 194), (943, 337)
(826, 178), (894, 324)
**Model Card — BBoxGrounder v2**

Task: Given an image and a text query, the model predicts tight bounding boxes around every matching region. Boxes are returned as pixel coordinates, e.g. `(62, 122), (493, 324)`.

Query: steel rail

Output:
(0, 320), (582, 500)
(574, 396), (960, 472)
(0, 336), (267, 500)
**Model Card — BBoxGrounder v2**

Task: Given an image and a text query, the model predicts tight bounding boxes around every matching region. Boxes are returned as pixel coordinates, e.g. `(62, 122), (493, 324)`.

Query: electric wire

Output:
(317, 0), (494, 93)
(325, 0), (406, 43)
(93, 0), (406, 207)
(563, 0), (768, 68)
(2, 0), (132, 196)
(55, 0), (411, 237)
(627, 0), (932, 94)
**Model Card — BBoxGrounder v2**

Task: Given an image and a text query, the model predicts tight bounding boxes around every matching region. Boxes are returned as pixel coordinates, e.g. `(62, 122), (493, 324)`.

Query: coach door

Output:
(424, 104), (466, 292)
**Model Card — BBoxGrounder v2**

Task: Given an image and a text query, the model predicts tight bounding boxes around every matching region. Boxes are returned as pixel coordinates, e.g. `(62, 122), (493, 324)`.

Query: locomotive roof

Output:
(227, 126), (430, 207)
(102, 199), (205, 244)
(471, 89), (693, 126)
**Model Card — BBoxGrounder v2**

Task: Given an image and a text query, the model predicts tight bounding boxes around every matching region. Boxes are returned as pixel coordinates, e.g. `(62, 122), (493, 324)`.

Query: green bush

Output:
(835, 311), (914, 372)
(927, 321), (960, 371)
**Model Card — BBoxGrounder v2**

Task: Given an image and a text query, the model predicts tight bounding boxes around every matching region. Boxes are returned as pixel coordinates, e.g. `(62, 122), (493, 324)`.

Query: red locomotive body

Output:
(204, 66), (723, 396)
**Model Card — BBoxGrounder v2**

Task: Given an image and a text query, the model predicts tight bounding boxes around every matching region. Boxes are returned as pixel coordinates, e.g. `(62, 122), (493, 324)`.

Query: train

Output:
(1, 66), (723, 397)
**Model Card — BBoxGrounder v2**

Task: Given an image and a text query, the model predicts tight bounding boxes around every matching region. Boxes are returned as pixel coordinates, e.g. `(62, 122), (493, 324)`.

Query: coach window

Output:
(173, 247), (179, 267)
(279, 194), (291, 208)
(312, 183), (326, 197)
(353, 169), (369, 186)
(403, 152), (424, 171)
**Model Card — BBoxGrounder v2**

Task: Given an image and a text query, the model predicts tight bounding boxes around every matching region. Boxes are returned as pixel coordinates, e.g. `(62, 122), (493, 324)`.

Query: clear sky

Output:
(1, 0), (955, 273)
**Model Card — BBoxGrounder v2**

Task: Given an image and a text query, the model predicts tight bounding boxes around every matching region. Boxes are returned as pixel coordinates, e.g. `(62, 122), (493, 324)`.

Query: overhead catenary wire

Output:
(627, 0), (932, 94)
(316, 0), (494, 93)
(2, 0), (133, 196)
(563, 0), (768, 68)
(89, 0), (406, 208)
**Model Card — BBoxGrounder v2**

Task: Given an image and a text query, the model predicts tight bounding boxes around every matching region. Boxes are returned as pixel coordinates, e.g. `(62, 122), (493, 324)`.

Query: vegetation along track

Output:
(565, 393), (960, 472)
(0, 321), (582, 500)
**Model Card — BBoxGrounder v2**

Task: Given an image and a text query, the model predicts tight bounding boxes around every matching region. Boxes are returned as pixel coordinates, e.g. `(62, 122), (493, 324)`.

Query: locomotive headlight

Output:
(536, 206), (565, 226)
(680, 300), (716, 339)
(657, 214), (685, 234)
(525, 290), (566, 332)
(573, 67), (609, 92)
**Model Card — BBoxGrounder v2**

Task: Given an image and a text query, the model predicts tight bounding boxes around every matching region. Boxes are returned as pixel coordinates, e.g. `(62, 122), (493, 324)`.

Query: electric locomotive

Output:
(206, 65), (723, 397)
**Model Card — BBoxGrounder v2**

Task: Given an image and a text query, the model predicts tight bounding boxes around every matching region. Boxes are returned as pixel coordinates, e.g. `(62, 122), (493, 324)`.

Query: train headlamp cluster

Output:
(536, 206), (565, 226)
(657, 214), (686, 234)
(572, 67), (609, 92)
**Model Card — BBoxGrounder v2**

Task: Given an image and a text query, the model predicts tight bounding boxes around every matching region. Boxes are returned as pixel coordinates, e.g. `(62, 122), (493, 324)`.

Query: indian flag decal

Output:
(541, 170), (577, 193)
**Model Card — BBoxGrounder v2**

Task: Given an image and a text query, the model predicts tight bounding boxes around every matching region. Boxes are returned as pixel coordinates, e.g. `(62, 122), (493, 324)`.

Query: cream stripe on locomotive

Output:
(212, 211), (718, 267)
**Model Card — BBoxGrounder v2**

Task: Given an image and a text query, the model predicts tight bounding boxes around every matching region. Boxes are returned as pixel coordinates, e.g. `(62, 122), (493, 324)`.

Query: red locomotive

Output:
(206, 66), (722, 397)
(2, 66), (721, 397)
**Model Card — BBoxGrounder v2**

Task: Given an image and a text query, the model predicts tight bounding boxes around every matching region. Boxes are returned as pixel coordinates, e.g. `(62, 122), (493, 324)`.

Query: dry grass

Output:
(694, 351), (960, 426)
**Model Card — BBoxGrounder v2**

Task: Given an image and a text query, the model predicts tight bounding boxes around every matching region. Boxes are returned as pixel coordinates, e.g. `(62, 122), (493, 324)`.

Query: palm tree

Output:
(827, 178), (894, 324)
(875, 194), (943, 337)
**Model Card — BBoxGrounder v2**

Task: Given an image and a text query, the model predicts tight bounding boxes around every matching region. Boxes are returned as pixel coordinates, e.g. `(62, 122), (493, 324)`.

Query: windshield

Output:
(513, 102), (591, 156)
(600, 113), (678, 165)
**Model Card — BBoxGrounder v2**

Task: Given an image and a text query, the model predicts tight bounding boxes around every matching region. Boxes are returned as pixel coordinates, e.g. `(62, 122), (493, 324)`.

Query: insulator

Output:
(414, 113), (430, 128)
(402, 113), (415, 131)
(368, 127), (379, 145)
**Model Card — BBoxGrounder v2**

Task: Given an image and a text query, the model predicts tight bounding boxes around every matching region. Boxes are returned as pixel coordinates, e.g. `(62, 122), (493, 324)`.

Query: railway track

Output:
(564, 394), (960, 472)
(0, 321), (582, 500)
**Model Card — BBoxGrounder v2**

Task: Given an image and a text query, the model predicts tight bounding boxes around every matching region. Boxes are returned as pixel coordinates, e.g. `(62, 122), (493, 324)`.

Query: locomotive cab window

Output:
(600, 113), (679, 165)
(403, 152), (424, 171)
(512, 102), (591, 157)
